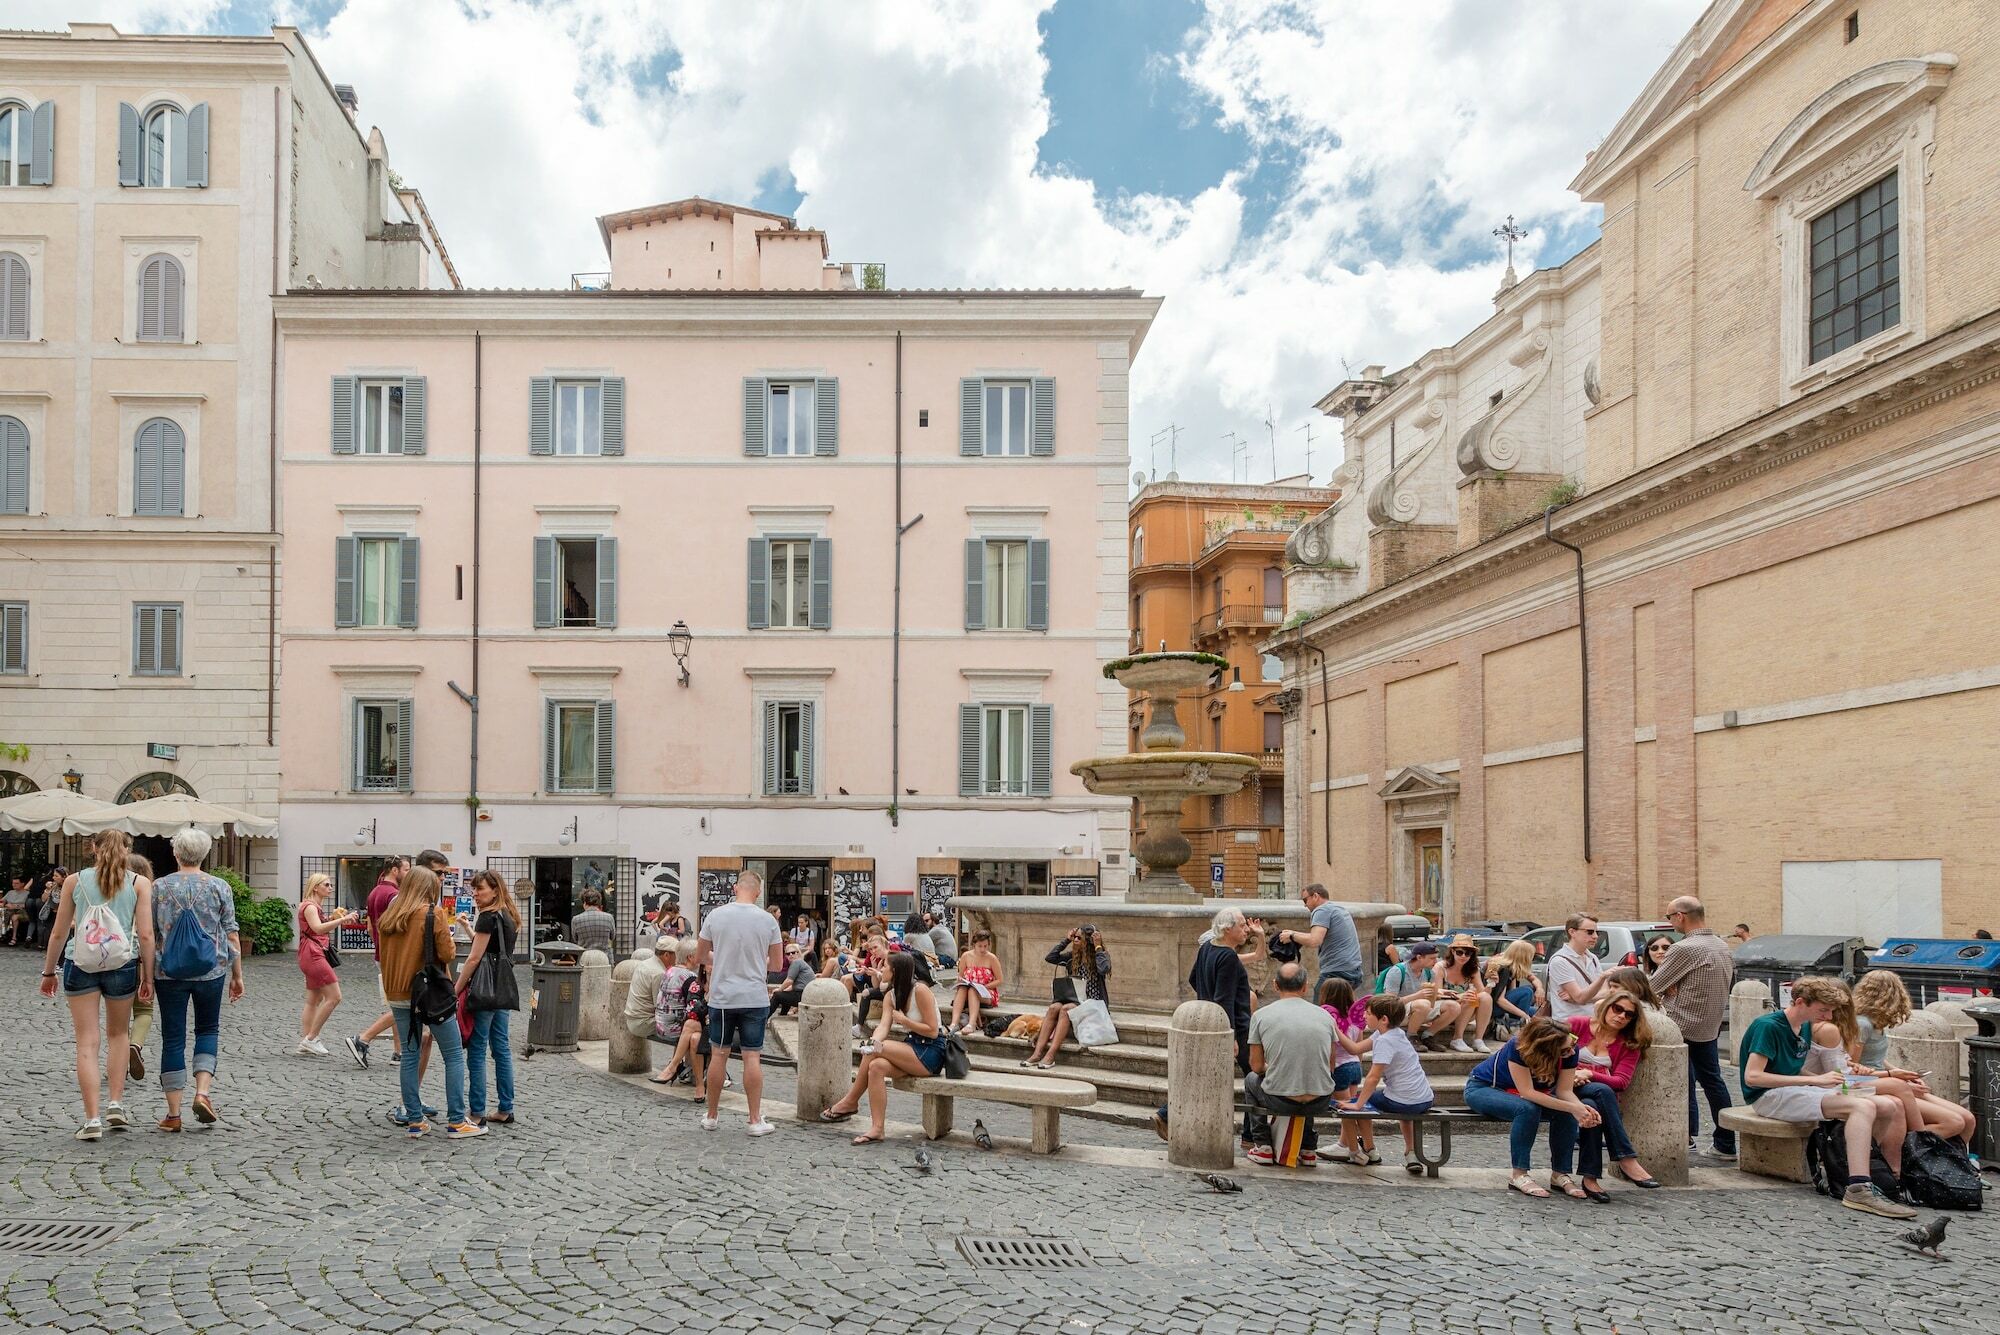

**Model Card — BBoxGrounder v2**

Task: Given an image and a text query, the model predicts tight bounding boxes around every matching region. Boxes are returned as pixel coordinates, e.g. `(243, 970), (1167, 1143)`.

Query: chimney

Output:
(334, 85), (359, 119)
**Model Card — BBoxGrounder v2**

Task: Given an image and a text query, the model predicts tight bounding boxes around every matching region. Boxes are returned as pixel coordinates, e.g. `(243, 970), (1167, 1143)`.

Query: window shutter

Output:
(397, 536), (420, 628)
(160, 258), (184, 341)
(134, 604), (156, 674)
(599, 377), (624, 455)
(542, 699), (558, 792)
(1029, 703), (1054, 797)
(0, 603), (25, 673)
(28, 101), (54, 186)
(137, 257), (162, 341)
(330, 375), (357, 454)
(532, 536), (557, 628)
(133, 420), (161, 514)
(117, 103), (141, 187)
(959, 704), (982, 797)
(746, 537), (770, 630)
(594, 699), (616, 794)
(161, 605), (182, 674)
(1030, 377), (1055, 456)
(184, 103), (209, 188)
(595, 536), (618, 629)
(395, 698), (414, 793)
(1027, 538), (1050, 631)
(528, 376), (554, 455)
(159, 421), (185, 515)
(960, 378), (983, 455)
(963, 539), (985, 630)
(743, 377), (767, 456)
(401, 376), (427, 455)
(0, 417), (27, 514)
(809, 537), (831, 629)
(798, 701), (816, 795)
(813, 377), (838, 456)
(0, 253), (27, 340)
(761, 701), (779, 796)
(334, 536), (358, 626)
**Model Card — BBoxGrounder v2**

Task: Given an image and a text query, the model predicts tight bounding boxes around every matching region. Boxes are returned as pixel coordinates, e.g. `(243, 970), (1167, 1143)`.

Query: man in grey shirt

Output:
(1652, 895), (1738, 1158)
(924, 913), (957, 968)
(692, 871), (783, 1136)
(1243, 962), (1339, 1163)
(1275, 882), (1362, 988)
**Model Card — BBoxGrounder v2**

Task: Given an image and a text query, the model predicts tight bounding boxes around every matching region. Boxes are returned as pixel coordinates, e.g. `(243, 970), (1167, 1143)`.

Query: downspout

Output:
(891, 331), (922, 825)
(1542, 506), (1591, 864)
(265, 84), (282, 748)
(467, 331), (483, 853)
(1301, 640), (1333, 870)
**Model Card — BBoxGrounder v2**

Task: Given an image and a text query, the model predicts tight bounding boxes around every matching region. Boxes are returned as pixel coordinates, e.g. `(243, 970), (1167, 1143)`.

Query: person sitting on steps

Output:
(1374, 942), (1459, 1050)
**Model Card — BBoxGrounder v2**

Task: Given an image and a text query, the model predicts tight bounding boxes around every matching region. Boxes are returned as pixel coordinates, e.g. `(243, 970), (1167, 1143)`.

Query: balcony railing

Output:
(1192, 603), (1284, 642)
(570, 271), (611, 291)
(1201, 513), (1305, 554)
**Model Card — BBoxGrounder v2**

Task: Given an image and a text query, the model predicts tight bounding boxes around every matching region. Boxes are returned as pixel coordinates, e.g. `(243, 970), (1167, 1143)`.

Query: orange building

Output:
(1127, 479), (1338, 897)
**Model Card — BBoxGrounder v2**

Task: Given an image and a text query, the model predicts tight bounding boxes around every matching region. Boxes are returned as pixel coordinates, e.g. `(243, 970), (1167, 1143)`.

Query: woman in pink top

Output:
(1567, 991), (1660, 1200)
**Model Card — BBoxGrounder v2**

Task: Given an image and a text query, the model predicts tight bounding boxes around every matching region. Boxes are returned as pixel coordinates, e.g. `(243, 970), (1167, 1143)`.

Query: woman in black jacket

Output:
(1021, 925), (1110, 1069)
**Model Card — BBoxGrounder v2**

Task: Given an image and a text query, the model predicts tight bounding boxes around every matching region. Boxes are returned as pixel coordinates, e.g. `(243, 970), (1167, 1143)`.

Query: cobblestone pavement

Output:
(0, 949), (1992, 1335)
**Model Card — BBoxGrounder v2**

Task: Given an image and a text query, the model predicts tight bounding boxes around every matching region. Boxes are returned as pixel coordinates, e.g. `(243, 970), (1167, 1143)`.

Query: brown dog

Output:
(1001, 1014), (1042, 1041)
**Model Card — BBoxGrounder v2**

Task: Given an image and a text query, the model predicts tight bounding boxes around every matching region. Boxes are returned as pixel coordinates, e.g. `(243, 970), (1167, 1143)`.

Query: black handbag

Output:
(940, 1032), (970, 1080)
(406, 907), (458, 1042)
(322, 933), (342, 970)
(466, 918), (520, 1013)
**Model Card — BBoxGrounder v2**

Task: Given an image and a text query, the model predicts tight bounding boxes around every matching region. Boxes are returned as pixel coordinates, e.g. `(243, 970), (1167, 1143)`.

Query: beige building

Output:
(1272, 0), (2000, 940)
(0, 22), (451, 886)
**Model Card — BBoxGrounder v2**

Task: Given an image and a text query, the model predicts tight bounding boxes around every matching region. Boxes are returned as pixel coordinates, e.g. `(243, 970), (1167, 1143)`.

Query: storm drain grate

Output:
(955, 1236), (1097, 1270)
(0, 1219), (131, 1257)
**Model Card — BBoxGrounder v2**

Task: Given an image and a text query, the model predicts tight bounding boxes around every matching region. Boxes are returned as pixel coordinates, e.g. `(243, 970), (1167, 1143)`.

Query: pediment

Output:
(1743, 54), (1956, 200)
(1378, 765), (1459, 801)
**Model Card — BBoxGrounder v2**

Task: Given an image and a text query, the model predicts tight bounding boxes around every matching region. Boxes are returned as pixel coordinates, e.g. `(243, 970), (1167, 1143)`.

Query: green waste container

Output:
(527, 941), (584, 1054)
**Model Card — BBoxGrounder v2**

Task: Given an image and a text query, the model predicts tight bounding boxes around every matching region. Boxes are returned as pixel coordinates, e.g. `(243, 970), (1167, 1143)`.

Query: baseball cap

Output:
(1407, 941), (1440, 958)
(655, 935), (679, 954)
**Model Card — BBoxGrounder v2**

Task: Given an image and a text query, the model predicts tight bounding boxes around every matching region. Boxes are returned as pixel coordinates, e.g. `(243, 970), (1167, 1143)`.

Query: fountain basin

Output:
(1070, 751), (1260, 797)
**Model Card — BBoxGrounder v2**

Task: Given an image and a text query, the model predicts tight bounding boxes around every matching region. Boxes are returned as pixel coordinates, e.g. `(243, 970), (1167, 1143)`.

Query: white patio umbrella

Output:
(0, 789), (117, 833)
(62, 793), (277, 838)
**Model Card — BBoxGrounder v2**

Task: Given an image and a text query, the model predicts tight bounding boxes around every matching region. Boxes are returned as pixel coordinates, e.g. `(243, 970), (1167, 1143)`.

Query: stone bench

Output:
(1333, 1108), (1485, 1178)
(890, 1070), (1097, 1155)
(1718, 1107), (1813, 1183)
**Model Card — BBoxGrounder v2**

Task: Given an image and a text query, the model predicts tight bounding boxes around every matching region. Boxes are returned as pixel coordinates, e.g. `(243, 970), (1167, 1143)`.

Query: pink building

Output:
(276, 198), (1159, 949)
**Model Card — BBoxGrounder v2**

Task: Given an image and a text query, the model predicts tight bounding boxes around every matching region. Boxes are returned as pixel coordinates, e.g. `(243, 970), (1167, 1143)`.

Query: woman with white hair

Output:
(149, 826), (244, 1131)
(296, 872), (358, 1056)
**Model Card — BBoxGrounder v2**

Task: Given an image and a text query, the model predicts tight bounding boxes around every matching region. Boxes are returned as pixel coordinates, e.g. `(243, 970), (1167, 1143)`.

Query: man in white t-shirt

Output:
(1547, 913), (1611, 1023)
(691, 871), (784, 1136)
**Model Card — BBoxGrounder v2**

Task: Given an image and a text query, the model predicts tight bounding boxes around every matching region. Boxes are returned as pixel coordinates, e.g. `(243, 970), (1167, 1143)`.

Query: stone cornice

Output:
(0, 36), (292, 84)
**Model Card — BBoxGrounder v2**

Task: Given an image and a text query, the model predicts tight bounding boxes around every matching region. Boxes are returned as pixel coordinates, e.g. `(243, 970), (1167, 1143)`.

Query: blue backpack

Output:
(159, 884), (220, 980)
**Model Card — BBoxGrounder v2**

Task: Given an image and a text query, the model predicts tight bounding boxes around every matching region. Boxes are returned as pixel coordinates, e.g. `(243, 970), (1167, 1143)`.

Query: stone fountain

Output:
(1071, 652), (1258, 904)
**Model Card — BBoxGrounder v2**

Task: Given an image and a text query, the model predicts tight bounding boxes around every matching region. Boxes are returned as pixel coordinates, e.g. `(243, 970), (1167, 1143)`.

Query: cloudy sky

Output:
(15, 0), (1706, 484)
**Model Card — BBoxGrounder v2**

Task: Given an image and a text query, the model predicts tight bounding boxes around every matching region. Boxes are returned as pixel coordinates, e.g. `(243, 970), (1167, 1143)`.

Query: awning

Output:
(0, 790), (118, 833)
(63, 794), (278, 838)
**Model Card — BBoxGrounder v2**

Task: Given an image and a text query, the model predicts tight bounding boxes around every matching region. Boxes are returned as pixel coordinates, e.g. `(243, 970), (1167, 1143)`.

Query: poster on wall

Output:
(441, 867), (473, 942)
(1053, 876), (1099, 897)
(831, 869), (875, 946)
(696, 867), (736, 923)
(918, 875), (957, 932)
(637, 861), (683, 924)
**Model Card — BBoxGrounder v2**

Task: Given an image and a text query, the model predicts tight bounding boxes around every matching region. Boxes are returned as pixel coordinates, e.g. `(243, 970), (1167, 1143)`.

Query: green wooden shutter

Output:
(161, 604), (183, 674)
(960, 378), (983, 455)
(401, 377), (427, 455)
(0, 253), (27, 340)
(809, 537), (831, 629)
(599, 377), (625, 456)
(159, 257), (184, 341)
(27, 101), (54, 186)
(397, 536), (420, 628)
(529, 377), (554, 455)
(746, 537), (770, 629)
(594, 699), (616, 794)
(330, 376), (357, 454)
(761, 701), (779, 796)
(133, 605), (156, 674)
(1029, 703), (1054, 797)
(117, 103), (141, 187)
(743, 377), (767, 456)
(158, 421), (185, 515)
(1030, 377), (1055, 456)
(532, 536), (557, 628)
(798, 701), (816, 795)
(595, 536), (618, 629)
(334, 536), (358, 626)
(1, 603), (27, 674)
(963, 539), (985, 630)
(0, 416), (27, 514)
(542, 699), (558, 792)
(184, 103), (209, 188)
(395, 698), (414, 793)
(813, 378), (838, 456)
(1027, 538), (1050, 631)
(133, 419), (163, 514)
(959, 704), (982, 797)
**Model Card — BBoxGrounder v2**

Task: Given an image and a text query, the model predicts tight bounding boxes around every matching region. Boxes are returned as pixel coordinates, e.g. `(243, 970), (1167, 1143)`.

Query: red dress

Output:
(298, 903), (337, 989)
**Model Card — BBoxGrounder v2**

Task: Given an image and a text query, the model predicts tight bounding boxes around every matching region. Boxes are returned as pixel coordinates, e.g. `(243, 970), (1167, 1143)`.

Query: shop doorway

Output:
(484, 855), (634, 956)
(746, 858), (829, 948)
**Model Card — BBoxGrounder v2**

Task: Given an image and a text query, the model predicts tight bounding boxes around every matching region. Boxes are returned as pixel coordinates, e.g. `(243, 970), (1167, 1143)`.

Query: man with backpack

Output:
(1373, 942), (1459, 1050)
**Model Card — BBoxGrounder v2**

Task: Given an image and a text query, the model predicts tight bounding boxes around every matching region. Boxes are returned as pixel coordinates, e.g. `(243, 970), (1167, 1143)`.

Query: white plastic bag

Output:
(1069, 998), (1119, 1048)
(72, 899), (134, 973)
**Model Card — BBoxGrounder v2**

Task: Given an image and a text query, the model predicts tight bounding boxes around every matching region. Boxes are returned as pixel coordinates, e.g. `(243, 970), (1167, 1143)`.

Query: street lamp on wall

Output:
(61, 767), (83, 793)
(669, 620), (693, 687)
(352, 819), (377, 848)
(557, 816), (579, 847)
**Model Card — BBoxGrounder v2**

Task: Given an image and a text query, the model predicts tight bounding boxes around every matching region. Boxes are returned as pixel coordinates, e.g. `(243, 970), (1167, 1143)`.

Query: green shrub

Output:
(215, 867), (255, 926)
(239, 897), (295, 955)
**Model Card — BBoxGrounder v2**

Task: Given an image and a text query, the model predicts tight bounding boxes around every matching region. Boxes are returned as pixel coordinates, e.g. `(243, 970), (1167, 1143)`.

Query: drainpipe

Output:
(1301, 640), (1333, 869)
(460, 330), (484, 854)
(890, 330), (922, 825)
(1542, 505), (1591, 864)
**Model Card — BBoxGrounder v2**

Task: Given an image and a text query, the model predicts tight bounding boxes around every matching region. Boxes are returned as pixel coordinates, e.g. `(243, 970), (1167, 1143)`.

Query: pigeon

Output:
(1195, 1172), (1241, 1194)
(908, 1144), (934, 1174)
(838, 787), (850, 795)
(973, 1118), (994, 1151)
(1898, 1215), (1948, 1259)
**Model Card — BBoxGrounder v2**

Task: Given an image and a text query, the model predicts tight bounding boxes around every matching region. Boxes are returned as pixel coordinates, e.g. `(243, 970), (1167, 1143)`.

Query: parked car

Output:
(1523, 921), (1679, 987)
(1455, 918), (1543, 938)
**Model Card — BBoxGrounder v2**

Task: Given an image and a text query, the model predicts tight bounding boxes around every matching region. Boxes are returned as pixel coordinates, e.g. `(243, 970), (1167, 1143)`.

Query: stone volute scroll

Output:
(1365, 398), (1451, 527)
(1457, 328), (1556, 478)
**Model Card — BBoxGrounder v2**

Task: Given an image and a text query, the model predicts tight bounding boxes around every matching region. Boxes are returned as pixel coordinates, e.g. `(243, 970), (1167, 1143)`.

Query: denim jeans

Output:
(467, 1009), (514, 1117)
(1686, 1037), (1737, 1152)
(390, 1003), (467, 1126)
(156, 975), (225, 1094)
(1464, 1076), (1577, 1173)
(1575, 1080), (1637, 1177)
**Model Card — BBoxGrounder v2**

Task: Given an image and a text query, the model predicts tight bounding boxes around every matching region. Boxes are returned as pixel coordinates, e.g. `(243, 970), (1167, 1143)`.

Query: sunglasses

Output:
(1608, 1004), (1636, 1017)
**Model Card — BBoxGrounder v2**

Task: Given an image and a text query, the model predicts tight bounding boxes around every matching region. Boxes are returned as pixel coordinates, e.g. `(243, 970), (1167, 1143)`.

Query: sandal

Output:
(485, 1113), (515, 1126)
(819, 1106), (858, 1123)
(1507, 1173), (1550, 1199)
(191, 1094), (218, 1125)
(1034, 1059), (1056, 1070)
(1549, 1173), (1588, 1200)
(850, 1131), (885, 1145)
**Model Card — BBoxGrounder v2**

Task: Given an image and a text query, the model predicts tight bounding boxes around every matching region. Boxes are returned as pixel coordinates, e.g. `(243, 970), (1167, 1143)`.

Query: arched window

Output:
(0, 251), (29, 340)
(136, 253), (184, 342)
(142, 103), (187, 187)
(0, 415), (27, 514)
(1131, 526), (1144, 565)
(115, 771), (195, 804)
(0, 102), (28, 186)
(133, 417), (186, 516)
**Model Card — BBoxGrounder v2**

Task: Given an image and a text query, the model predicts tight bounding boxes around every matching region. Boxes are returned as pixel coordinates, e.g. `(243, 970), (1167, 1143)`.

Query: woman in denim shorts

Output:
(38, 830), (156, 1142)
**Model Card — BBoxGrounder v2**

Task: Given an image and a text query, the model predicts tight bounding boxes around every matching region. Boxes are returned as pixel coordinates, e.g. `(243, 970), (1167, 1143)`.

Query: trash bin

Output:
(527, 940), (585, 1054)
(1730, 934), (1867, 1008)
(1867, 938), (2000, 1008)
(1964, 997), (2000, 1169)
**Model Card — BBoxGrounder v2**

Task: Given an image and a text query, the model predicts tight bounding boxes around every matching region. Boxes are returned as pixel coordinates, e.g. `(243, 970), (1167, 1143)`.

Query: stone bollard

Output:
(576, 949), (613, 1041)
(1889, 1011), (1964, 1099)
(1925, 1000), (1976, 1042)
(1728, 979), (1771, 1053)
(1622, 1007), (1690, 1187)
(1167, 999), (1236, 1170)
(607, 956), (649, 1075)
(795, 978), (855, 1124)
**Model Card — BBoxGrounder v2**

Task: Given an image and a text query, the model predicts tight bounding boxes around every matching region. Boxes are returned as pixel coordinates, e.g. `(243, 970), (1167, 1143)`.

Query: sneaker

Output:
(74, 1119), (103, 1142)
(103, 1102), (131, 1130)
(852, 1024), (866, 1039)
(1472, 1038), (1492, 1053)
(303, 1038), (329, 1057)
(1841, 1182), (1916, 1219)
(1299, 1150), (1319, 1167)
(699, 1114), (719, 1131)
(1319, 1144), (1353, 1164)
(723, 1076), (734, 1092)
(295, 1039), (315, 1056)
(405, 1120), (430, 1139)
(345, 1037), (370, 1069)
(443, 1121), (488, 1140)
(1711, 1144), (1738, 1162)
(1360, 1148), (1382, 1166)
(1246, 1144), (1276, 1165)
(1405, 1151), (1425, 1176)
(746, 1121), (777, 1138)
(1449, 1038), (1473, 1053)
(127, 1045), (146, 1080)
(388, 1106), (417, 1127)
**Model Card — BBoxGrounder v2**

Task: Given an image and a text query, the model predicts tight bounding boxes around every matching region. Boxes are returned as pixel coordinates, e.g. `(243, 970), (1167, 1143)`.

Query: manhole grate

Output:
(0, 1219), (131, 1257)
(955, 1236), (1097, 1270)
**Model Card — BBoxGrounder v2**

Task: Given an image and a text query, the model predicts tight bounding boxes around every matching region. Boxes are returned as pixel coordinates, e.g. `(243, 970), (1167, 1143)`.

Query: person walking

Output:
(343, 855), (408, 1069)
(375, 866), (481, 1139)
(296, 873), (357, 1056)
(457, 870), (522, 1127)
(690, 870), (783, 1136)
(1648, 895), (1737, 1159)
(38, 830), (155, 1140)
(150, 828), (245, 1132)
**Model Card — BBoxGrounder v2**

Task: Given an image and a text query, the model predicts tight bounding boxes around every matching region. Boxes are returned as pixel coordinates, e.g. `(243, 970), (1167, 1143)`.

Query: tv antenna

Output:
(1295, 421), (1316, 479)
(1263, 406), (1278, 482)
(1222, 431), (1247, 483)
(1149, 425), (1181, 480)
